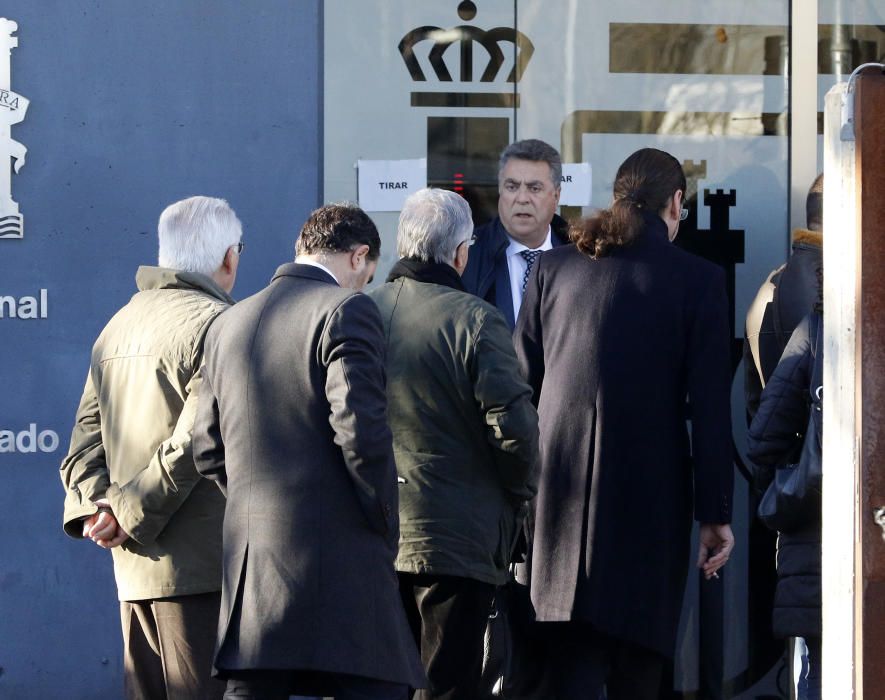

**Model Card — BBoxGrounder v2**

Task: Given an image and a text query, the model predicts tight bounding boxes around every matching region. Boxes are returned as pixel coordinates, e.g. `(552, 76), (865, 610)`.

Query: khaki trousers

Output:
(120, 591), (226, 700)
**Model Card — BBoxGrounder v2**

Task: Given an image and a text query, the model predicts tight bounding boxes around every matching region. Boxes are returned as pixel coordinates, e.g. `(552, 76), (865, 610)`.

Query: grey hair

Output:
(396, 188), (473, 264)
(158, 196), (242, 276)
(498, 139), (562, 189)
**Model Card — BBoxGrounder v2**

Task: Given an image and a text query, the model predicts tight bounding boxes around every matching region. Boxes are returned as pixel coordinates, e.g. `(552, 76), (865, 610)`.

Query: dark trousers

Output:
(120, 591), (226, 700)
(799, 636), (822, 700)
(222, 670), (408, 700)
(538, 622), (665, 700)
(398, 572), (496, 700)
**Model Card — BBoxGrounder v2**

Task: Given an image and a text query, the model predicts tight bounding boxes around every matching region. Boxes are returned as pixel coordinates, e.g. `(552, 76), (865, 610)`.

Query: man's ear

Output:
(350, 244), (370, 270)
(553, 187), (561, 207)
(454, 240), (469, 274)
(222, 247), (235, 272)
(671, 189), (684, 220)
(665, 189), (685, 242)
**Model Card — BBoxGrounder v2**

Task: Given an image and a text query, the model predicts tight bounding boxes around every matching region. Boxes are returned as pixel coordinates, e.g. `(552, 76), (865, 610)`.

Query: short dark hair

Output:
(296, 204), (381, 260)
(499, 139), (562, 189)
(806, 173), (823, 232)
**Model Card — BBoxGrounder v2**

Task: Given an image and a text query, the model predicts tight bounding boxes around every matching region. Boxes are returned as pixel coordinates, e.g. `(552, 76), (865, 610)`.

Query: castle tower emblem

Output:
(0, 18), (28, 240)
(398, 1), (533, 108)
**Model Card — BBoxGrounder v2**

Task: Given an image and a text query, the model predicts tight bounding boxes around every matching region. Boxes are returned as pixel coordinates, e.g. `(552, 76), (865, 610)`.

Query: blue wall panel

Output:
(0, 2), (322, 696)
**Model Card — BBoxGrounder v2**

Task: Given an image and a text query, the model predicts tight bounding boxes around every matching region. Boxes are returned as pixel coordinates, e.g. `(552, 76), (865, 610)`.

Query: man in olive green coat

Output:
(59, 196), (242, 700)
(369, 188), (540, 700)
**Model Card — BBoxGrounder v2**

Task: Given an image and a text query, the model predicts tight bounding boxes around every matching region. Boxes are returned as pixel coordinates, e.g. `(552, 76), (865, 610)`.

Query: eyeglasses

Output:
(679, 207), (689, 222)
(230, 242), (245, 255)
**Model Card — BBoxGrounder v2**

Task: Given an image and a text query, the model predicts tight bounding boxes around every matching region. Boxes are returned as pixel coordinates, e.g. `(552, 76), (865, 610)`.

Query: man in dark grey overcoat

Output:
(193, 204), (425, 700)
(514, 149), (734, 697)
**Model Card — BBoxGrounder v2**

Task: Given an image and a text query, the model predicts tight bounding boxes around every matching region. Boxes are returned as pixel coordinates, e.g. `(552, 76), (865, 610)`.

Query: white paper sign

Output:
(357, 158), (427, 211)
(559, 162), (592, 206)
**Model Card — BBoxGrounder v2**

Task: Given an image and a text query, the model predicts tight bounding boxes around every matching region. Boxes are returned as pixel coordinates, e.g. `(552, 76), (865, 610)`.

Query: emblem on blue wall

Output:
(0, 18), (28, 240)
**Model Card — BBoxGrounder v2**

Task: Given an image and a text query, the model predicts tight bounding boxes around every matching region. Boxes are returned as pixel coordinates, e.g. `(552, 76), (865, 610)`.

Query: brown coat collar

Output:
(792, 228), (822, 247)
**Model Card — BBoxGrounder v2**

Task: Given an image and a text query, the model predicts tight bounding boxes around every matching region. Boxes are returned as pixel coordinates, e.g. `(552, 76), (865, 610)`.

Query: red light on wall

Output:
(454, 172), (464, 194)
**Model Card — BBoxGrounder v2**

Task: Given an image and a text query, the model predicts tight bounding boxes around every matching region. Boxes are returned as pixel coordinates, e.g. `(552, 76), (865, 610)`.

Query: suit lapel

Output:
(477, 219), (509, 300)
(494, 258), (516, 329)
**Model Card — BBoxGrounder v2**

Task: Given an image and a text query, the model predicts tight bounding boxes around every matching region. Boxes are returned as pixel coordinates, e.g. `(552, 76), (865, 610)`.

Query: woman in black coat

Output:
(747, 300), (823, 699)
(514, 148), (735, 699)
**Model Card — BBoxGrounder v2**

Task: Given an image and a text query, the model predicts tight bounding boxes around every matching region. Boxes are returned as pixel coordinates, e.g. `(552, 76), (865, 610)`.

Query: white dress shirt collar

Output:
(295, 257), (339, 285)
(504, 226), (553, 321)
(505, 226), (553, 257)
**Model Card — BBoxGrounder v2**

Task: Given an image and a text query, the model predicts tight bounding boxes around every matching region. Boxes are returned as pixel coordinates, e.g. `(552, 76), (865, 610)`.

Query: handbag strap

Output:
(770, 270), (789, 358)
(810, 313), (821, 361)
(809, 313), (823, 406)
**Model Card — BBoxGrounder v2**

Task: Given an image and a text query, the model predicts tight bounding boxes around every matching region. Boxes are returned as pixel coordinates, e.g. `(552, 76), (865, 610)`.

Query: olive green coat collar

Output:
(135, 265), (235, 304)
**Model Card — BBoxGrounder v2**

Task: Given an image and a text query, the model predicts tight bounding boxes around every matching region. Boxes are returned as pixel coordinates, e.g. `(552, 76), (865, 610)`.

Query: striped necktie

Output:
(520, 249), (542, 293)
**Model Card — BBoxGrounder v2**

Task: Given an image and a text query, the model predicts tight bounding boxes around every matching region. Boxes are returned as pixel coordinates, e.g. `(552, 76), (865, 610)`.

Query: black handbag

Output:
(479, 573), (551, 699)
(757, 315), (823, 533)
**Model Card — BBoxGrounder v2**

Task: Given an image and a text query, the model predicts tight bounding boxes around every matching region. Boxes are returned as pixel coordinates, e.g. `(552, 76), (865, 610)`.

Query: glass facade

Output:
(816, 4), (885, 171)
(323, 1), (884, 696)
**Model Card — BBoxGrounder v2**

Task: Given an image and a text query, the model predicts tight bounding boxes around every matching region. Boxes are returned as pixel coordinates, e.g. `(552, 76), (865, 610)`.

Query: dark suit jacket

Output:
(193, 263), (425, 689)
(514, 214), (733, 658)
(462, 213), (569, 328)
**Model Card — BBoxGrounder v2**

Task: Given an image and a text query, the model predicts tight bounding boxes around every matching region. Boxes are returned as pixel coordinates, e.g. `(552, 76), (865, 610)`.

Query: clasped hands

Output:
(83, 498), (129, 549)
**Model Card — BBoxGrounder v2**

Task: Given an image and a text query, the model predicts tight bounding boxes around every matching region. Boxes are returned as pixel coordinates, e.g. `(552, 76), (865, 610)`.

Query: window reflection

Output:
(427, 116), (509, 224)
(609, 23), (787, 76)
(818, 24), (884, 77)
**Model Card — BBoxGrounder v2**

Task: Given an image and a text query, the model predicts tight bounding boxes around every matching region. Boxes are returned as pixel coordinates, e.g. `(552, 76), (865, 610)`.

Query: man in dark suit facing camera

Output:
(193, 204), (425, 700)
(462, 138), (570, 328)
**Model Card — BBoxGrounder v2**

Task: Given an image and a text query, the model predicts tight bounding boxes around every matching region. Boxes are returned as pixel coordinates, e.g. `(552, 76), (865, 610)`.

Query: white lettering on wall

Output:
(0, 424), (60, 453)
(0, 288), (48, 318)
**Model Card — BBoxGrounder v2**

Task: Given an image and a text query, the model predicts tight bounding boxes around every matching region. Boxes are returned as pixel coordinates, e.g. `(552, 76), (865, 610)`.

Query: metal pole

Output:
(789, 1), (819, 233)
